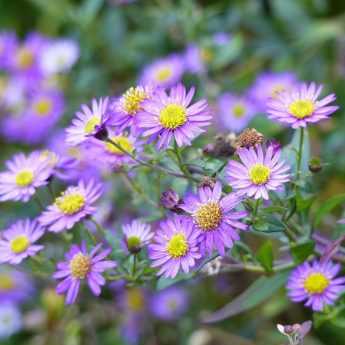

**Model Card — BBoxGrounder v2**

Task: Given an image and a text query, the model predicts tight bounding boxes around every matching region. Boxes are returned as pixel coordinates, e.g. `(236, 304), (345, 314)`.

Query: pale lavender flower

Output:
(226, 143), (290, 200)
(53, 242), (116, 304)
(122, 220), (153, 253)
(287, 260), (345, 311)
(0, 219), (44, 264)
(267, 82), (339, 128)
(139, 54), (184, 88)
(39, 180), (103, 233)
(0, 303), (22, 339)
(181, 182), (248, 255)
(139, 84), (212, 149)
(184, 43), (206, 75)
(0, 152), (52, 202)
(148, 215), (201, 278)
(0, 32), (17, 70)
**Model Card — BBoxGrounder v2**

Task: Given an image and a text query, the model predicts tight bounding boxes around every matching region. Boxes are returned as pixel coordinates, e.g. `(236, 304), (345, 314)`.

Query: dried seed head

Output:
(235, 128), (264, 149)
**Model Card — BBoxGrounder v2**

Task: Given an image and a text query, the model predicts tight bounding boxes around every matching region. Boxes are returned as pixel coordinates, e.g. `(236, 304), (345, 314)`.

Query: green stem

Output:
(253, 199), (260, 218)
(296, 127), (304, 181)
(89, 217), (107, 239)
(173, 143), (191, 178)
(132, 254), (137, 276)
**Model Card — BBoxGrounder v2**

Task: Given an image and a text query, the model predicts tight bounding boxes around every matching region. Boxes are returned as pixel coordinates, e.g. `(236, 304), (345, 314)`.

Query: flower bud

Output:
(203, 134), (236, 158)
(160, 189), (183, 213)
(308, 157), (322, 173)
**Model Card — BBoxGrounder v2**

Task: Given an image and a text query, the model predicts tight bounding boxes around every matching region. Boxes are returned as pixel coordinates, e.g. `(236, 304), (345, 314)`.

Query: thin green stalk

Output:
(89, 217), (107, 239)
(296, 127), (304, 181)
(173, 143), (191, 178)
(132, 254), (137, 277)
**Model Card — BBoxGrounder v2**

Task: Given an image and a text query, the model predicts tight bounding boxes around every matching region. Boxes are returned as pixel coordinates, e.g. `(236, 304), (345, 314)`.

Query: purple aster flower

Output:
(213, 32), (231, 45)
(0, 151), (52, 203)
(139, 54), (184, 88)
(39, 180), (103, 233)
(217, 92), (257, 133)
(184, 44), (206, 75)
(88, 129), (142, 168)
(66, 97), (110, 146)
(226, 143), (290, 200)
(249, 71), (298, 111)
(0, 268), (33, 304)
(122, 220), (153, 253)
(39, 39), (79, 75)
(139, 84), (212, 149)
(110, 85), (154, 131)
(0, 32), (17, 70)
(0, 219), (45, 264)
(150, 286), (188, 321)
(266, 82), (339, 128)
(148, 215), (201, 278)
(287, 260), (345, 311)
(53, 242), (116, 304)
(0, 303), (22, 339)
(10, 32), (47, 81)
(181, 182), (248, 256)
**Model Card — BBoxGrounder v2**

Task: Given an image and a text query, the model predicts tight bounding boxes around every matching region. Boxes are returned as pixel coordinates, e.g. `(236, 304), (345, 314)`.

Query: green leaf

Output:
(256, 241), (274, 273)
(314, 193), (345, 226)
(156, 273), (193, 290)
(202, 272), (289, 323)
(290, 240), (315, 263)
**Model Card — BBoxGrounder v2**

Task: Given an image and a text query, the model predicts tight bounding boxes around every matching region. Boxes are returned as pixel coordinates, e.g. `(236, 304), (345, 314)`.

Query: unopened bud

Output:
(308, 157), (322, 173)
(160, 189), (183, 213)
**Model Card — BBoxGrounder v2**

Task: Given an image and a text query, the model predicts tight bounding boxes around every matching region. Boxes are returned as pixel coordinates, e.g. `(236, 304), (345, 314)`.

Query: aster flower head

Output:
(0, 268), (33, 304)
(139, 54), (184, 88)
(0, 303), (22, 340)
(150, 286), (189, 321)
(287, 260), (345, 311)
(184, 43), (206, 75)
(40, 39), (79, 75)
(148, 215), (201, 278)
(217, 92), (257, 133)
(53, 242), (116, 304)
(39, 180), (103, 233)
(122, 220), (153, 254)
(267, 82), (339, 128)
(226, 143), (290, 200)
(181, 181), (248, 255)
(249, 71), (298, 110)
(0, 151), (52, 202)
(66, 97), (110, 146)
(0, 219), (45, 265)
(110, 85), (154, 131)
(139, 84), (212, 149)
(0, 31), (17, 70)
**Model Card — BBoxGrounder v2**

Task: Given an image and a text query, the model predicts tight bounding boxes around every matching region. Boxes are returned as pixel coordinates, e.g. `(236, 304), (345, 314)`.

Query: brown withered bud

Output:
(235, 128), (264, 149)
(203, 133), (236, 158)
(198, 177), (216, 189)
(160, 189), (183, 213)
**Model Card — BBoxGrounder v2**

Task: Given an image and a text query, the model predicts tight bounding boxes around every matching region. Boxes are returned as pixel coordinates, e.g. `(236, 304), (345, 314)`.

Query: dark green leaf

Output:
(314, 193), (345, 226)
(290, 240), (315, 263)
(256, 241), (274, 272)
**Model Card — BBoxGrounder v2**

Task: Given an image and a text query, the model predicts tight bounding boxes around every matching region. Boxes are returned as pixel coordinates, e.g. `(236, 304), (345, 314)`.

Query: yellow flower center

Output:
(15, 170), (34, 187)
(0, 274), (14, 291)
(10, 235), (30, 254)
(34, 98), (52, 116)
(84, 116), (100, 134)
(249, 164), (271, 185)
(200, 48), (213, 62)
(289, 100), (315, 119)
(123, 87), (147, 115)
(16, 47), (34, 69)
(105, 136), (134, 155)
(155, 67), (172, 82)
(70, 253), (91, 279)
(195, 202), (222, 231)
(55, 192), (85, 215)
(127, 288), (145, 312)
(166, 233), (189, 258)
(304, 272), (329, 294)
(159, 104), (187, 129)
(127, 236), (141, 250)
(39, 150), (59, 167)
(271, 84), (285, 98)
(232, 103), (246, 118)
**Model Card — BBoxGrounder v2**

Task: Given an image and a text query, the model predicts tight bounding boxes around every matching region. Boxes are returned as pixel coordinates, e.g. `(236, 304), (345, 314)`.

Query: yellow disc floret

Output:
(289, 99), (315, 119)
(166, 233), (188, 258)
(15, 170), (34, 187)
(84, 116), (101, 134)
(249, 164), (271, 185)
(55, 192), (85, 215)
(34, 98), (52, 116)
(232, 103), (246, 118)
(16, 47), (34, 69)
(10, 235), (30, 254)
(0, 274), (14, 291)
(127, 288), (145, 312)
(159, 104), (187, 129)
(155, 67), (172, 82)
(70, 253), (91, 279)
(123, 87), (147, 115)
(195, 202), (222, 231)
(304, 272), (329, 294)
(105, 136), (134, 155)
